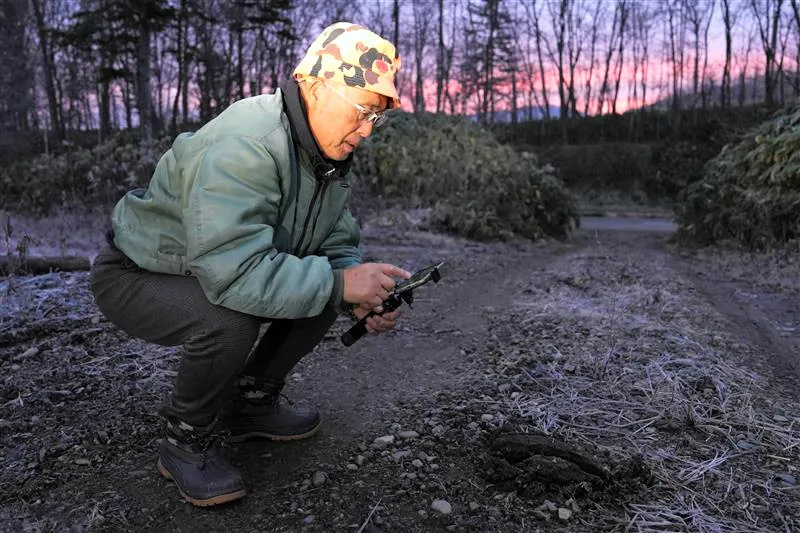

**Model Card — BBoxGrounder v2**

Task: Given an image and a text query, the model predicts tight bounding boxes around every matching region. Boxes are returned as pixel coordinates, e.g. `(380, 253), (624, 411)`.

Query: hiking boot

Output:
(220, 375), (321, 442)
(157, 418), (246, 506)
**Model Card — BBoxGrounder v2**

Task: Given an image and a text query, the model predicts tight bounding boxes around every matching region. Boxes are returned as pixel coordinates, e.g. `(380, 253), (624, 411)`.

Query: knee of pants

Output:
(194, 312), (263, 365)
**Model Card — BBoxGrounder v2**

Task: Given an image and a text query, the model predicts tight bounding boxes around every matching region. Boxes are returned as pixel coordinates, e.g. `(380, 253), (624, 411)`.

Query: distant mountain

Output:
(468, 105), (562, 122)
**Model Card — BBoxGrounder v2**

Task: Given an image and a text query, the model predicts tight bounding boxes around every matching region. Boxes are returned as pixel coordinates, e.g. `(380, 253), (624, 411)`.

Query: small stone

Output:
(431, 426), (446, 437)
(346, 463), (358, 470)
(374, 435), (395, 447)
(303, 515), (315, 524)
(91, 315), (101, 324)
(543, 499), (557, 512)
(291, 372), (303, 381)
(355, 455), (366, 466)
(498, 383), (511, 393)
(480, 414), (494, 422)
(398, 430), (420, 439)
(776, 473), (797, 486)
(558, 508), (572, 520)
(773, 414), (789, 422)
(418, 510), (428, 518)
(393, 450), (413, 460)
(412, 459), (424, 468)
(74, 458), (90, 466)
(312, 471), (326, 487)
(736, 440), (756, 450)
(469, 502), (480, 512)
(467, 422), (479, 430)
(431, 499), (452, 515)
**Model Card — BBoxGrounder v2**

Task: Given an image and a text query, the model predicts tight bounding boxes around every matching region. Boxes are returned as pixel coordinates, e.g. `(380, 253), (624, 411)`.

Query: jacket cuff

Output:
(327, 269), (349, 314)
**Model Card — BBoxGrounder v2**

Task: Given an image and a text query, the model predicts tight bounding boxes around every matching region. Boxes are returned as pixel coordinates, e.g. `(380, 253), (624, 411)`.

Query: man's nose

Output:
(357, 120), (374, 137)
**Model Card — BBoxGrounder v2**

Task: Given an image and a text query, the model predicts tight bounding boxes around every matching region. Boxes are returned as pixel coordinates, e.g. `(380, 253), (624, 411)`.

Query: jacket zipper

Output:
(294, 173), (332, 256)
(300, 178), (331, 257)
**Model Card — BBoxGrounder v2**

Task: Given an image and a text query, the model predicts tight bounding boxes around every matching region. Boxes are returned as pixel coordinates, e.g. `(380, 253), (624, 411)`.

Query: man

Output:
(90, 22), (408, 506)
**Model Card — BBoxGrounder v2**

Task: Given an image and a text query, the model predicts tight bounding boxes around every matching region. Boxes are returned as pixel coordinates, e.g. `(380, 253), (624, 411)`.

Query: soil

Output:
(1, 210), (799, 532)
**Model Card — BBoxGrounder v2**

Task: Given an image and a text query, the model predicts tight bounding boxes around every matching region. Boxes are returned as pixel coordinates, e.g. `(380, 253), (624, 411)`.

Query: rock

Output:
(398, 430), (420, 439)
(481, 414), (494, 422)
(736, 440), (757, 450)
(431, 499), (452, 515)
(312, 471), (327, 487)
(412, 459), (424, 468)
(355, 455), (366, 466)
(374, 435), (395, 448)
(558, 508), (572, 520)
(467, 422), (479, 430)
(346, 463), (358, 471)
(543, 500), (557, 512)
(773, 414), (789, 422)
(775, 473), (797, 486)
(303, 515), (315, 524)
(469, 502), (480, 512)
(418, 510), (428, 518)
(393, 450), (413, 460)
(74, 458), (90, 466)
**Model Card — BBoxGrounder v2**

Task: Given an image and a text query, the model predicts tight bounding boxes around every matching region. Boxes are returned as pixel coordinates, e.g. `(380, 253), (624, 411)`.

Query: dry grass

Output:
(472, 235), (800, 532)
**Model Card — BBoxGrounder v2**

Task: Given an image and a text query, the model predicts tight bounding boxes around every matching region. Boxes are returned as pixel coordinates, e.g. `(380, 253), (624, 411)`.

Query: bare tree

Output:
(30, 0), (63, 139)
(751, 0), (785, 106)
(412, 0), (434, 113)
(720, 0), (736, 107)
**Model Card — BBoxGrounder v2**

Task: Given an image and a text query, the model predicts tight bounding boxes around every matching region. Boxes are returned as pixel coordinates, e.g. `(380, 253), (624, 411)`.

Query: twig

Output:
(355, 497), (382, 533)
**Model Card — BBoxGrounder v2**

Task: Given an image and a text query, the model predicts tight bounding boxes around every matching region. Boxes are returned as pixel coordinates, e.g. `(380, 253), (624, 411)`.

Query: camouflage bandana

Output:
(293, 22), (402, 109)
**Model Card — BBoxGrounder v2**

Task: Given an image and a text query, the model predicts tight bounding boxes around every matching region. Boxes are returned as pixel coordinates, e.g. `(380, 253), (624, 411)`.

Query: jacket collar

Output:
(280, 79), (352, 181)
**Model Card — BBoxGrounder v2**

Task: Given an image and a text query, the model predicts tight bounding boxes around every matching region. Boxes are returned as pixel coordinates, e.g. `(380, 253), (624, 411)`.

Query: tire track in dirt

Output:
(587, 227), (800, 398)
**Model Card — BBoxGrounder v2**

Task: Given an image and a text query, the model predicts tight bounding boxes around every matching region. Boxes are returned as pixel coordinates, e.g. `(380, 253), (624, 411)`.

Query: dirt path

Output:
(2, 219), (798, 532)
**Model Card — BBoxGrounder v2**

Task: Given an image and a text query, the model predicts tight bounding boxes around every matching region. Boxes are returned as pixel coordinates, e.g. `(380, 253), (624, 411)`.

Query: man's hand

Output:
(343, 263), (411, 309)
(352, 306), (402, 334)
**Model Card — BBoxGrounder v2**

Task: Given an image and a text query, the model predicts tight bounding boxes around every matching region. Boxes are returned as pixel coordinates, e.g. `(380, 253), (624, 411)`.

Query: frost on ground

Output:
(1, 215), (798, 532)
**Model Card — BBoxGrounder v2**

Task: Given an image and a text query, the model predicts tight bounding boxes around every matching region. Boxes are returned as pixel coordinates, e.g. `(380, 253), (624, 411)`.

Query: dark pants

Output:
(90, 245), (338, 426)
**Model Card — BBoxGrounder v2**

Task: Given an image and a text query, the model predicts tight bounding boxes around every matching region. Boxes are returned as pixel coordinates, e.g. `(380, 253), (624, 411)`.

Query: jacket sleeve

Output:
(184, 135), (335, 319)
(319, 205), (362, 270)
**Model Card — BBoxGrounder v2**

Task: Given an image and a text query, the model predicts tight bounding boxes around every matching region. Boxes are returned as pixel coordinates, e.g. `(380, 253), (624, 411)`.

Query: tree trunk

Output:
(30, 0), (63, 139)
(137, 15), (153, 143)
(0, 256), (91, 276)
(171, 0), (186, 133)
(721, 0), (733, 107)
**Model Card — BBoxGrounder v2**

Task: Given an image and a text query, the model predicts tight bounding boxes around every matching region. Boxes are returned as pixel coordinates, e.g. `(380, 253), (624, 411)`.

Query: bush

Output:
(353, 112), (578, 241)
(538, 143), (654, 201)
(0, 134), (170, 214)
(675, 102), (800, 248)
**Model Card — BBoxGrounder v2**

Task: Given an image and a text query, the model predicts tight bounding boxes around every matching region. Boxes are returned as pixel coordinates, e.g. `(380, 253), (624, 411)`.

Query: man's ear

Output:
(305, 79), (325, 105)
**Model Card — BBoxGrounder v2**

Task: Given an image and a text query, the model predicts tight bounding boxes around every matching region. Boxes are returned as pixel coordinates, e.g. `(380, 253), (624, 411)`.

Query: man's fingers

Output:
(380, 263), (412, 279)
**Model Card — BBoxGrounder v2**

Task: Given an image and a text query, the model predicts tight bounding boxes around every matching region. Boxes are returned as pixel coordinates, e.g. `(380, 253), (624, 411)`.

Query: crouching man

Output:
(91, 22), (408, 506)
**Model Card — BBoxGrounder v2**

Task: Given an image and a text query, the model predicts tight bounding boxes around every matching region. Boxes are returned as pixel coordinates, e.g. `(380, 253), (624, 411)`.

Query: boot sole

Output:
(226, 420), (321, 443)
(158, 460), (246, 507)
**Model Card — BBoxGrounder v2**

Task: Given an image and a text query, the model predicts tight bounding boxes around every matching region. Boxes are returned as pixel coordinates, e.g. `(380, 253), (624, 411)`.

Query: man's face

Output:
(305, 81), (389, 161)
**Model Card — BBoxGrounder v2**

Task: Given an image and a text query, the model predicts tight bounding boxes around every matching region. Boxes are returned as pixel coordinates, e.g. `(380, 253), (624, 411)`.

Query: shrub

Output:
(0, 134), (170, 214)
(675, 102), (800, 248)
(538, 143), (654, 200)
(352, 112), (578, 241)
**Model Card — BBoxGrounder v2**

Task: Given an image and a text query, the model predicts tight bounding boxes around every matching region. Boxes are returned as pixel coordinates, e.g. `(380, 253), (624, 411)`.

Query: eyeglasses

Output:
(325, 83), (388, 128)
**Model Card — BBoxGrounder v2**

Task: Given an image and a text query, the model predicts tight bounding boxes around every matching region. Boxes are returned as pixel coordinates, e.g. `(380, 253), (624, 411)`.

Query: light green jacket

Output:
(111, 91), (360, 319)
